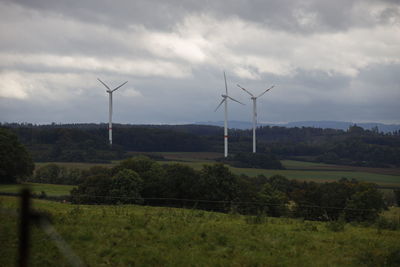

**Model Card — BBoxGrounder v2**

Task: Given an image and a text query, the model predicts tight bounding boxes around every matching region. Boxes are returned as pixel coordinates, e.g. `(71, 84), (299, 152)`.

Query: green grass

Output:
(282, 160), (338, 169)
(33, 155), (400, 187)
(159, 160), (400, 187)
(35, 161), (116, 170)
(0, 183), (74, 196)
(229, 167), (400, 186)
(1, 196), (399, 266)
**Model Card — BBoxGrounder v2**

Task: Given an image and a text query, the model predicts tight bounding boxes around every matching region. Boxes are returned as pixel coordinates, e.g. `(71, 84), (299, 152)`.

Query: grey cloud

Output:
(0, 0), (399, 125)
(8, 0), (399, 33)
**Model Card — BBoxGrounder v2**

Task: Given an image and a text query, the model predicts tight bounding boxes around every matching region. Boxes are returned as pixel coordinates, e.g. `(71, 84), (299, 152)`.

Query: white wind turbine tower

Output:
(237, 84), (274, 153)
(98, 78), (128, 146)
(215, 72), (245, 158)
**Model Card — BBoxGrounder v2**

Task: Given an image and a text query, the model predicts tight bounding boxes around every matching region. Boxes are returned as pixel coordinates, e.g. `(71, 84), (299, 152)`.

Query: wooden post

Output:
(18, 189), (31, 267)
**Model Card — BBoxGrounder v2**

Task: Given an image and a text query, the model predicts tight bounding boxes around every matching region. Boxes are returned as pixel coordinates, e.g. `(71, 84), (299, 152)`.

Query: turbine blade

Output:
(237, 84), (254, 97)
(224, 71), (228, 95)
(257, 85), (274, 98)
(214, 98), (226, 112)
(228, 96), (245, 105)
(97, 78), (111, 90)
(112, 81), (128, 92)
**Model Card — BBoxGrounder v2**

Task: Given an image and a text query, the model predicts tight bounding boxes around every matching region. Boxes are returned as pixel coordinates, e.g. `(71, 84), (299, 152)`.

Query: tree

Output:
(112, 156), (166, 198)
(0, 128), (34, 183)
(256, 183), (288, 217)
(71, 169), (143, 204)
(33, 163), (61, 184)
(199, 163), (239, 202)
(110, 169), (143, 204)
(163, 163), (200, 199)
(71, 174), (113, 204)
(344, 183), (386, 222)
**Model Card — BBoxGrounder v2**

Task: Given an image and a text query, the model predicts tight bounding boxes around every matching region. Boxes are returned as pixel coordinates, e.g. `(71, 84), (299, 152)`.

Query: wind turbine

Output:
(237, 84), (274, 153)
(98, 78), (128, 146)
(215, 72), (245, 158)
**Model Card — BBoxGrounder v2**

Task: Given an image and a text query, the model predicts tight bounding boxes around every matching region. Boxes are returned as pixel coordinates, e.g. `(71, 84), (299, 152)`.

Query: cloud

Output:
(0, 0), (399, 124)
(120, 88), (142, 98)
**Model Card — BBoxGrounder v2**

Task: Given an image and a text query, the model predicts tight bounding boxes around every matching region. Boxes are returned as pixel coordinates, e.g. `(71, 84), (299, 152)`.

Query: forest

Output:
(2, 122), (400, 168)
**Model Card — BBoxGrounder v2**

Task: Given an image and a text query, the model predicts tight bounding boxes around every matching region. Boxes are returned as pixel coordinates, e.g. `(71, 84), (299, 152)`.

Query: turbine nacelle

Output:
(237, 83), (275, 153)
(98, 78), (128, 93)
(237, 84), (274, 99)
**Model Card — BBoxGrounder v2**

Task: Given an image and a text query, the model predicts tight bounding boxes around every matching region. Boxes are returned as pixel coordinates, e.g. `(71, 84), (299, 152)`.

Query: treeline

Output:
(2, 123), (400, 167)
(31, 157), (392, 222)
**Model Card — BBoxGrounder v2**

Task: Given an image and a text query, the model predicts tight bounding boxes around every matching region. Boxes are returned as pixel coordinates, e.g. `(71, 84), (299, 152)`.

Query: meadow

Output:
(0, 183), (74, 197)
(155, 152), (400, 187)
(31, 152), (400, 188)
(1, 196), (400, 266)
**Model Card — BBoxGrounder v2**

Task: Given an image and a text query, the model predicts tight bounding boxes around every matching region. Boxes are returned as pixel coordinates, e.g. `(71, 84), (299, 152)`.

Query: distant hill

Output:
(195, 120), (400, 133)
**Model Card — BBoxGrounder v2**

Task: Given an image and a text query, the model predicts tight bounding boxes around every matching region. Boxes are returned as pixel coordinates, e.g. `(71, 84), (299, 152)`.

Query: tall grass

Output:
(1, 196), (399, 266)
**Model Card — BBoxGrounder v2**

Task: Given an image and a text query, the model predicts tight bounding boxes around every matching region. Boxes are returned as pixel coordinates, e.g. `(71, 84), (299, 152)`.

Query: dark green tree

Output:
(110, 169), (143, 204)
(256, 183), (288, 217)
(199, 163), (239, 202)
(33, 163), (61, 184)
(344, 183), (386, 222)
(71, 174), (113, 204)
(0, 128), (34, 183)
(112, 156), (166, 198)
(163, 163), (201, 199)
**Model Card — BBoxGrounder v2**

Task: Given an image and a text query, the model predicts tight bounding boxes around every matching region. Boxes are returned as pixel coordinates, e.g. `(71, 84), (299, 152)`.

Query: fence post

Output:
(18, 188), (31, 267)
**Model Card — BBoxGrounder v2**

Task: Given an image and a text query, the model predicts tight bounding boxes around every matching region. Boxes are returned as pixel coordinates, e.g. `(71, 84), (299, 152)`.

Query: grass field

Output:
(1, 196), (399, 266)
(34, 161), (117, 170)
(32, 152), (400, 187)
(0, 183), (74, 196)
(157, 160), (400, 187)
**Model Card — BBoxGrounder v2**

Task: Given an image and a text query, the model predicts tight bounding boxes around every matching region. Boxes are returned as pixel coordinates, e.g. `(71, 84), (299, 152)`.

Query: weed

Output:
(357, 247), (400, 266)
(245, 213), (268, 224)
(325, 220), (345, 232)
(375, 216), (400, 231)
(302, 222), (318, 232)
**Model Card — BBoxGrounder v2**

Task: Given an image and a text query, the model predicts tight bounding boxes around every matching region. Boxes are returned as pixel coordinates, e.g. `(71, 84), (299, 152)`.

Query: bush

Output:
(110, 169), (143, 204)
(344, 184), (386, 222)
(30, 164), (82, 185)
(71, 170), (143, 204)
(112, 156), (166, 198)
(256, 183), (288, 217)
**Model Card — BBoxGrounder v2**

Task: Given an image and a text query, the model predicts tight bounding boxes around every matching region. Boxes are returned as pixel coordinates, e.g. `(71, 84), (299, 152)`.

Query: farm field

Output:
(34, 161), (117, 170)
(160, 160), (400, 187)
(0, 183), (74, 196)
(1, 196), (399, 266)
(32, 152), (400, 187)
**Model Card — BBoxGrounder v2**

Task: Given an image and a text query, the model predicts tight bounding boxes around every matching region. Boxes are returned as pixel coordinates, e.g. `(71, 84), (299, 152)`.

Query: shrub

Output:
(30, 164), (82, 185)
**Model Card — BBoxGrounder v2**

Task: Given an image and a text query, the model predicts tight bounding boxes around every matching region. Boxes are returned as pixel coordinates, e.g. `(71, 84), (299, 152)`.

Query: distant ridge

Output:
(195, 120), (400, 133)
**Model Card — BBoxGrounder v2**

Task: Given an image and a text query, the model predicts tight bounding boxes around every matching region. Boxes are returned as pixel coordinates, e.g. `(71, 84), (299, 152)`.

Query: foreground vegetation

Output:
(1, 196), (399, 266)
(21, 156), (389, 222)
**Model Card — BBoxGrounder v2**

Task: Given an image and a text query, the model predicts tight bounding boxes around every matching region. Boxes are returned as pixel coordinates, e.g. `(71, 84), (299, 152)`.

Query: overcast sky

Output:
(0, 0), (399, 125)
